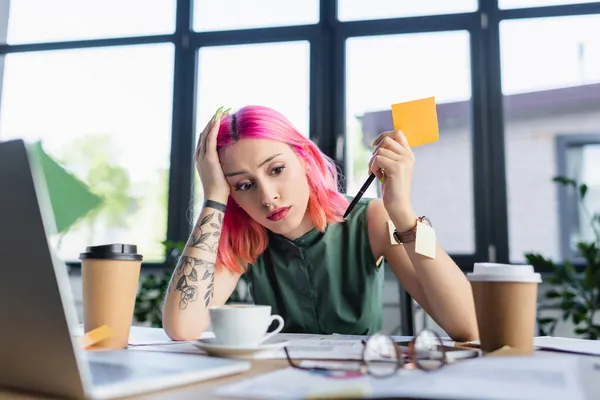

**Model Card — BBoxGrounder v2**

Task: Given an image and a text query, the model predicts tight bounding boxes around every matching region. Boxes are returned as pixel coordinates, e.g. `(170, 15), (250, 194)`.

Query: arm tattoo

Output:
(190, 212), (223, 253)
(173, 210), (223, 309)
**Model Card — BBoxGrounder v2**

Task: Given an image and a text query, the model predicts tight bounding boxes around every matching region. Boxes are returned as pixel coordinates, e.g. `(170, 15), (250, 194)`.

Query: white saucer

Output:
(193, 337), (289, 358)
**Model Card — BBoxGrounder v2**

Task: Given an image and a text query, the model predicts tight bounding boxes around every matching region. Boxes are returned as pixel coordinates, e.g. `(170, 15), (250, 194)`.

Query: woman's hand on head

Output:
(368, 130), (418, 231)
(195, 107), (230, 203)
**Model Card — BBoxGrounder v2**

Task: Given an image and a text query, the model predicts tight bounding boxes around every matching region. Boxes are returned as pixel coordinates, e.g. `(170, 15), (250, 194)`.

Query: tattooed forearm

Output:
(172, 209), (223, 309)
(189, 211), (223, 253)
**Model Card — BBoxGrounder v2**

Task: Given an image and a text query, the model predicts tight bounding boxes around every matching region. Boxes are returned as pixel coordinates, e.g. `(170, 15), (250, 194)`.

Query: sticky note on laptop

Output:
(391, 97), (439, 147)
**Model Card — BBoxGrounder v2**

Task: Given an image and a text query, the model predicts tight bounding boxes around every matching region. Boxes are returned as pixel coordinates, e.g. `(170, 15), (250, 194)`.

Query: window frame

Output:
(555, 133), (600, 263)
(0, 0), (599, 272)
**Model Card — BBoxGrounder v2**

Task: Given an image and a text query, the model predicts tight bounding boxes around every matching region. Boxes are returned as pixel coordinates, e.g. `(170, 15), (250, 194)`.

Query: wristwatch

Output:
(393, 216), (432, 244)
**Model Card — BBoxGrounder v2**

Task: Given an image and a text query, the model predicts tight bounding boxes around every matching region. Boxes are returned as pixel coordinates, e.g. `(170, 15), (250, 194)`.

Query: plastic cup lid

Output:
(79, 243), (143, 261)
(466, 262), (542, 283)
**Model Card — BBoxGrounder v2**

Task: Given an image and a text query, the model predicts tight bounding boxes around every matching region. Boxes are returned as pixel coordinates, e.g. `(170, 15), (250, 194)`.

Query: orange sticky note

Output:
(391, 97), (439, 147)
(81, 325), (114, 349)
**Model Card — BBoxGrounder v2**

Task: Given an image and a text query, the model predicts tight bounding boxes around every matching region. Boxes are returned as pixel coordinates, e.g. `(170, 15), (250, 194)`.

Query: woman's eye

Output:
(271, 165), (286, 175)
(235, 182), (253, 191)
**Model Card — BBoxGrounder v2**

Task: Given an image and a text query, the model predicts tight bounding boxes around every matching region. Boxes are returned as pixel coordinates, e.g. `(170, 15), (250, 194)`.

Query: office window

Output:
(345, 31), (475, 254)
(193, 0), (319, 32)
(0, 44), (175, 263)
(193, 41), (310, 221)
(500, 0), (598, 9)
(6, 0), (176, 44)
(556, 135), (600, 261)
(338, 0), (477, 21)
(500, 14), (600, 262)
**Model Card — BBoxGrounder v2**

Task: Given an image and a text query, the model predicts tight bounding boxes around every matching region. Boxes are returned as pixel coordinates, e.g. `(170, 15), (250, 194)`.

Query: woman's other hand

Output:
(196, 107), (230, 202)
(368, 130), (417, 231)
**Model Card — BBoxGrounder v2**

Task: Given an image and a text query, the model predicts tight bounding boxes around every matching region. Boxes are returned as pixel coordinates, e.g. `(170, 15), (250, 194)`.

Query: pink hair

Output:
(213, 105), (349, 274)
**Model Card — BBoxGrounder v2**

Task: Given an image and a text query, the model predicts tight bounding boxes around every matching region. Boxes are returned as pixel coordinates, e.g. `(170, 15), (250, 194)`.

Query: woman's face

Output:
(219, 138), (313, 239)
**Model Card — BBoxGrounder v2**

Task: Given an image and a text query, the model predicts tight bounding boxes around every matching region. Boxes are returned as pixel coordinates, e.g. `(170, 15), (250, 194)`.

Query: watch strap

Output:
(393, 216), (431, 244)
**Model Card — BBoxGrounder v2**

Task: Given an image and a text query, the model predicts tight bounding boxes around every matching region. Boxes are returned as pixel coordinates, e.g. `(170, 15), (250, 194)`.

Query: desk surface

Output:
(0, 359), (289, 400)
(0, 326), (596, 400)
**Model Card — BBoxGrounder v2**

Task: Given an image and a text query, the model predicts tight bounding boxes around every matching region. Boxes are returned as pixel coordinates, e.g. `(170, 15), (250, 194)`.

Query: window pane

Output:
(346, 32), (475, 254)
(0, 44), (174, 262)
(193, 41), (310, 220)
(193, 0), (319, 32)
(500, 15), (600, 262)
(338, 0), (477, 21)
(565, 143), (600, 252)
(500, 0), (597, 9)
(6, 0), (176, 44)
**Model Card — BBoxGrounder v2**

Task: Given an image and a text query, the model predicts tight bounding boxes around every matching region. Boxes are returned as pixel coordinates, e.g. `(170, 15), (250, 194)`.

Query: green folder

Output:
(29, 141), (103, 234)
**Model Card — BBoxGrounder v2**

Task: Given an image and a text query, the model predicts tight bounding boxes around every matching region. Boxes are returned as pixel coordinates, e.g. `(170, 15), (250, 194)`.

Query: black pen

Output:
(343, 173), (376, 219)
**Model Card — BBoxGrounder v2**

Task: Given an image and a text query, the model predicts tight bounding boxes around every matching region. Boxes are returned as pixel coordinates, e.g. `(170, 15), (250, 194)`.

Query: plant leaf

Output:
(584, 265), (595, 290)
(573, 310), (587, 325)
(562, 291), (576, 300)
(524, 253), (557, 272)
(537, 317), (556, 325)
(560, 299), (575, 311)
(574, 327), (588, 335)
(580, 183), (588, 200)
(553, 176), (577, 187)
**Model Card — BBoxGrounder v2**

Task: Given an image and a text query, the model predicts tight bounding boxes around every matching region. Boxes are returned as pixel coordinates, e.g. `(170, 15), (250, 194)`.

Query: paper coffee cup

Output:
(467, 263), (542, 354)
(80, 244), (143, 349)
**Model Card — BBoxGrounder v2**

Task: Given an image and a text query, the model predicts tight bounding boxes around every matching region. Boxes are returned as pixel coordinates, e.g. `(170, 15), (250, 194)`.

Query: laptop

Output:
(0, 139), (250, 399)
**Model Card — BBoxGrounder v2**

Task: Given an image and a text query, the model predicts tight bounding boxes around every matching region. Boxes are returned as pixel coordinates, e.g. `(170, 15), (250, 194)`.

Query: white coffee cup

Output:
(208, 304), (285, 347)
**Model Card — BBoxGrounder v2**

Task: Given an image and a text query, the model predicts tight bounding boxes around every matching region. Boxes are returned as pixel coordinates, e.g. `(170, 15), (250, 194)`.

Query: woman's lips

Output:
(267, 206), (291, 221)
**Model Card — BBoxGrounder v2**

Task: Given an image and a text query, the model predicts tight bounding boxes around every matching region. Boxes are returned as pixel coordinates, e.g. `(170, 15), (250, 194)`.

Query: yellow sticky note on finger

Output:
(391, 97), (439, 147)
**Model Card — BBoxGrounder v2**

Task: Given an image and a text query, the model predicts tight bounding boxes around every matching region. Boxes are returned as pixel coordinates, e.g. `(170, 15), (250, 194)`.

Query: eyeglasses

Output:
(284, 329), (447, 378)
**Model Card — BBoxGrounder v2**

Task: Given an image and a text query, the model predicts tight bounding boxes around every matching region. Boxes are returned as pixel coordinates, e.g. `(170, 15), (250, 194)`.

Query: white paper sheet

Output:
(534, 336), (600, 356)
(123, 331), (437, 359)
(214, 355), (591, 400)
(252, 333), (390, 360)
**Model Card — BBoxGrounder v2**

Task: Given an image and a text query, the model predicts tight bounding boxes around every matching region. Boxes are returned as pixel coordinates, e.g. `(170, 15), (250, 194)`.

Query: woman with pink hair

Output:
(162, 105), (478, 342)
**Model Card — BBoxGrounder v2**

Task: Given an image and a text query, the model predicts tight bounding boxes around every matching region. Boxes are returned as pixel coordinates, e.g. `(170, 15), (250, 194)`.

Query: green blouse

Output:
(245, 196), (384, 335)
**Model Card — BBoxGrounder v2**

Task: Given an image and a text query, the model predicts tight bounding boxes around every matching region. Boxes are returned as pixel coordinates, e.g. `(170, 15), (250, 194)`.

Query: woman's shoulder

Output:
(341, 195), (387, 222)
(341, 194), (377, 215)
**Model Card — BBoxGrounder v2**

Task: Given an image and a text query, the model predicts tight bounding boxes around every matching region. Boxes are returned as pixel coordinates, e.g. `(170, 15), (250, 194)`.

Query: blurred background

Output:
(1, 0), (599, 338)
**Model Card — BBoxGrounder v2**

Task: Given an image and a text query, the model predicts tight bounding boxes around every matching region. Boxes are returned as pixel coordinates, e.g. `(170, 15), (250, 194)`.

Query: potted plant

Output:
(525, 177), (600, 339)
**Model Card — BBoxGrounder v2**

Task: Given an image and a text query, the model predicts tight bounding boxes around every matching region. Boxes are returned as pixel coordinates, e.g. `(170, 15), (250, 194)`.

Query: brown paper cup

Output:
(80, 244), (143, 350)
(467, 263), (541, 355)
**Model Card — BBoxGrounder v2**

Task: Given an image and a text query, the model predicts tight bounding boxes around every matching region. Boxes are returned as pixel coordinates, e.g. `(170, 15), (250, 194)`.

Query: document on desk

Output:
(534, 336), (600, 356)
(252, 333), (374, 360)
(215, 355), (592, 400)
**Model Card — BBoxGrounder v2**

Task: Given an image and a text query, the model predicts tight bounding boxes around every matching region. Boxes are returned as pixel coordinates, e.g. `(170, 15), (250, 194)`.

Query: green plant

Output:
(134, 240), (183, 327)
(525, 176), (600, 339)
